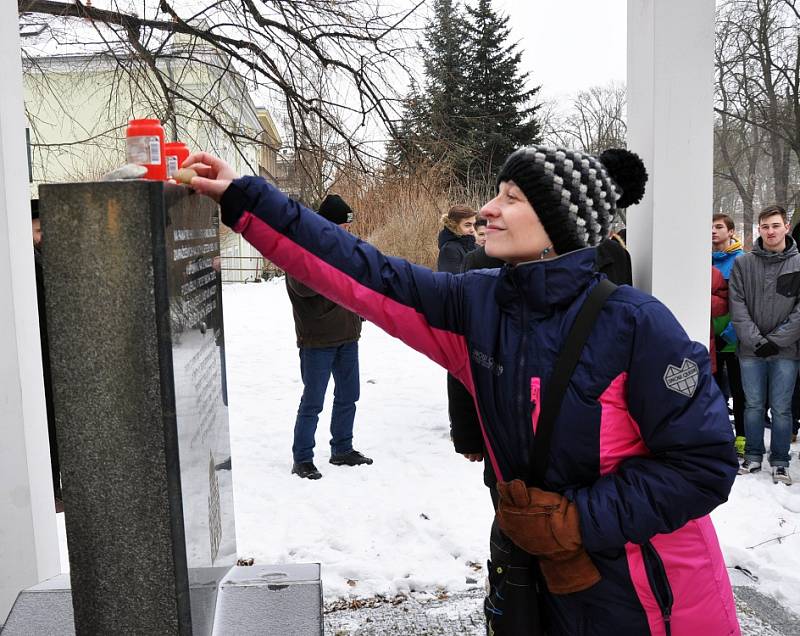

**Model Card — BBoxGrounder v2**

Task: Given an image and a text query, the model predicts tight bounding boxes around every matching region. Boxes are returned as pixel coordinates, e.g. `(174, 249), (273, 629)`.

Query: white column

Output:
(627, 0), (716, 345)
(0, 5), (60, 624)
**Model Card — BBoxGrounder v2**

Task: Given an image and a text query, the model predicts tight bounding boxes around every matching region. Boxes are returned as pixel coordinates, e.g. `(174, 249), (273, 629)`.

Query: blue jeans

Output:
(739, 356), (798, 467)
(292, 342), (360, 463)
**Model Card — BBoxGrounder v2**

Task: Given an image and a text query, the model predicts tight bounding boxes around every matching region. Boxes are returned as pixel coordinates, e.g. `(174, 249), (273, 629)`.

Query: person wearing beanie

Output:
(318, 193), (354, 225)
(184, 148), (740, 635)
(284, 193), (371, 480)
(436, 204), (477, 273)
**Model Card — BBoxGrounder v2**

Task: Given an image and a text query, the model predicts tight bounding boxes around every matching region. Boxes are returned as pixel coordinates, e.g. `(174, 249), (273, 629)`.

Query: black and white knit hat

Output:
(496, 146), (647, 255)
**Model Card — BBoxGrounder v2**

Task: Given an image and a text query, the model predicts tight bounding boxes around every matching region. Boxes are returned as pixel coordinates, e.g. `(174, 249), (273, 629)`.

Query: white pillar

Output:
(627, 0), (716, 345)
(0, 5), (60, 624)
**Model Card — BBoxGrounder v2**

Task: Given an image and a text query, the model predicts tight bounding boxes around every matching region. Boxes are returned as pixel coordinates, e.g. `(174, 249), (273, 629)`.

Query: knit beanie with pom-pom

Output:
(496, 145), (647, 255)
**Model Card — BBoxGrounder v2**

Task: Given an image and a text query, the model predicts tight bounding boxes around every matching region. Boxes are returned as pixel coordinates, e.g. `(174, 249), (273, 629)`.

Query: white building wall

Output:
(22, 52), (263, 194)
(0, 4), (60, 623)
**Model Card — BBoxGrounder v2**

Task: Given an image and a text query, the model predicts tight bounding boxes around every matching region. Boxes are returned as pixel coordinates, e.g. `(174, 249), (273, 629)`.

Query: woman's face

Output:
(481, 181), (553, 264)
(456, 216), (476, 237)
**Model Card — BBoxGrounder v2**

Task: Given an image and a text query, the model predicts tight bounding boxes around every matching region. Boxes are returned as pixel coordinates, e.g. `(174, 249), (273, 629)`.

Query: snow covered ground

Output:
(221, 279), (800, 615)
(56, 278), (800, 619)
(222, 279), (493, 601)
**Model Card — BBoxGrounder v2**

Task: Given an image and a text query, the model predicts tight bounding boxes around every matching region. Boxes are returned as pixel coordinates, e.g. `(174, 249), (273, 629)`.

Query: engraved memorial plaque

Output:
(164, 189), (236, 569)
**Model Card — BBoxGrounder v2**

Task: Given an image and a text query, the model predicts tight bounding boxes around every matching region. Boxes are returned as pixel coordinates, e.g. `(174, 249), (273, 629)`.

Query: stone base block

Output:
(213, 564), (322, 635)
(1, 575), (73, 636)
(2, 564), (322, 636)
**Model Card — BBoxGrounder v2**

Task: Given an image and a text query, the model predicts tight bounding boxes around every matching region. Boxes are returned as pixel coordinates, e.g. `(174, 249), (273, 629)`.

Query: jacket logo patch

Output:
(471, 349), (504, 376)
(663, 358), (699, 397)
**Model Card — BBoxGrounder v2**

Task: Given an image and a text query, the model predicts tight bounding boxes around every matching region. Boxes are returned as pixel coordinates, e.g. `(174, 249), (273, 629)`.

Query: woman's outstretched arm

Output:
(184, 152), (474, 385)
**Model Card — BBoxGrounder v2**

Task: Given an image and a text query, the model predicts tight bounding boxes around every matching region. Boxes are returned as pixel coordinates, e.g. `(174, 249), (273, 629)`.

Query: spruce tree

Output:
(385, 81), (429, 171)
(462, 0), (540, 181)
(419, 0), (470, 163)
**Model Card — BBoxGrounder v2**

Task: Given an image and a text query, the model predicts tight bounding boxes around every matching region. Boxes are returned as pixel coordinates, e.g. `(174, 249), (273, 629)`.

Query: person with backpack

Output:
(183, 145), (740, 635)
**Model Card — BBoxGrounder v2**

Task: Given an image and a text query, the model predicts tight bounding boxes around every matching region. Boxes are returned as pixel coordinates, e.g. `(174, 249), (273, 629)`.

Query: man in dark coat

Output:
(286, 194), (372, 479)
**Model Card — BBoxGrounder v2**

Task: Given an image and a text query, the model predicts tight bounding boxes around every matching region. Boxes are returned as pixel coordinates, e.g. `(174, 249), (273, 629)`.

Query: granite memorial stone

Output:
(3, 180), (322, 636)
(36, 181), (234, 635)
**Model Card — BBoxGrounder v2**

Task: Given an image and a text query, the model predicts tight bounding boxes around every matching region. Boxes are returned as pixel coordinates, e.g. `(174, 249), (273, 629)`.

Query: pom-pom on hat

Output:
(496, 146), (647, 255)
(318, 193), (354, 225)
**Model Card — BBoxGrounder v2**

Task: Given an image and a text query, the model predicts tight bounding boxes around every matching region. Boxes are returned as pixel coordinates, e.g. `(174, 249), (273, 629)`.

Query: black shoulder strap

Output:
(528, 278), (617, 486)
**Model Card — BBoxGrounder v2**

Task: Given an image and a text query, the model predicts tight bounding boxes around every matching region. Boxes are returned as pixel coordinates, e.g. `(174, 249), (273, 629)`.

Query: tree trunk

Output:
(742, 197), (755, 249)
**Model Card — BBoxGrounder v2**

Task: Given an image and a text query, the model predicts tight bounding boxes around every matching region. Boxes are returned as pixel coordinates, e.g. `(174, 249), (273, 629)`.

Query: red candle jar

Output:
(164, 141), (190, 179)
(125, 118), (166, 180)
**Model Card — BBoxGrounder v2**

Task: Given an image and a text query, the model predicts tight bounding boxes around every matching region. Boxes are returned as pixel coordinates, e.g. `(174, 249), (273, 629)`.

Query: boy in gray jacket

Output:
(729, 204), (800, 485)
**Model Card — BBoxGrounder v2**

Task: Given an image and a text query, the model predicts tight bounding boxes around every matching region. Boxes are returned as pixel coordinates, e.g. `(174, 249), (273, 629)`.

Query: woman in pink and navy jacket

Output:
(185, 145), (740, 635)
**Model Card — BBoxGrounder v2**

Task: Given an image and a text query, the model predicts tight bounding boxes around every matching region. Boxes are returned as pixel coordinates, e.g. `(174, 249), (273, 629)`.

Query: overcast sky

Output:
(493, 0), (627, 100)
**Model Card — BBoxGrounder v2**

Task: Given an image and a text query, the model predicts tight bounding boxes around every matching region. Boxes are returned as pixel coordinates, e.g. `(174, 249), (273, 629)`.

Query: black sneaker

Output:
(330, 450), (373, 466)
(772, 466), (792, 486)
(738, 459), (761, 475)
(291, 461), (322, 480)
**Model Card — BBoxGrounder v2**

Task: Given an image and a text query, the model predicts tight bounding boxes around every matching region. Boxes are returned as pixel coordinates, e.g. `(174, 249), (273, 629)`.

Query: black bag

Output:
(484, 516), (545, 636)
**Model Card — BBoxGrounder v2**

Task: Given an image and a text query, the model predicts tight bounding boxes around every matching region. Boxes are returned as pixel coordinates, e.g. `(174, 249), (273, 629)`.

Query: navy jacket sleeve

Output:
(574, 300), (738, 551)
(220, 176), (473, 382)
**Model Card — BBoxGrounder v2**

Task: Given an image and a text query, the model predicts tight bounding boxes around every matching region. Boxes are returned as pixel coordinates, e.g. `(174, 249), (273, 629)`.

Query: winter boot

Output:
(330, 450), (373, 466)
(292, 461), (322, 479)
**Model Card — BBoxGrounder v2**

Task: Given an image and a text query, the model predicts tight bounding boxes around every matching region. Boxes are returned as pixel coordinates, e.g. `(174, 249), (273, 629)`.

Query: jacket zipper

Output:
(517, 299), (530, 470)
(641, 541), (674, 636)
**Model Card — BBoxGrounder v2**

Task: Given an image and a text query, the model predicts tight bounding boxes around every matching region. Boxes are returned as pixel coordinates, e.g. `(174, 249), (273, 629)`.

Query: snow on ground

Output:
(223, 279), (493, 601)
(714, 457), (800, 611)
(222, 279), (800, 611)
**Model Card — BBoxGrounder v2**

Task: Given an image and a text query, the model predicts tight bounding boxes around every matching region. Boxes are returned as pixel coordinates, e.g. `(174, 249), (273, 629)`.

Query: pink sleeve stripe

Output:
(236, 211), (472, 383)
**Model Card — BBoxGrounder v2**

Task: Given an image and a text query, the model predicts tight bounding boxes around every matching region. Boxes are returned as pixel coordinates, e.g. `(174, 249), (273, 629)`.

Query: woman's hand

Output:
(182, 152), (240, 202)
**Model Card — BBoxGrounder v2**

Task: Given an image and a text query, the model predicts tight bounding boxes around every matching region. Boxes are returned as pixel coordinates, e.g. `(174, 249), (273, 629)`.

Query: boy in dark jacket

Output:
(285, 194), (372, 479)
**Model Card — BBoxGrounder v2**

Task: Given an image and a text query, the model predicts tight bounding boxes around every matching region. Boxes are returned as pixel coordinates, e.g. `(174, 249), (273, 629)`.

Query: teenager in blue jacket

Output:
(184, 146), (740, 636)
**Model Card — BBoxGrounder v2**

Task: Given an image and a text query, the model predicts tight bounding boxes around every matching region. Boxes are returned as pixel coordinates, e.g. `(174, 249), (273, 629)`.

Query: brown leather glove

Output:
(496, 479), (601, 595)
